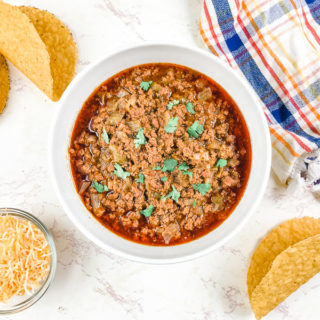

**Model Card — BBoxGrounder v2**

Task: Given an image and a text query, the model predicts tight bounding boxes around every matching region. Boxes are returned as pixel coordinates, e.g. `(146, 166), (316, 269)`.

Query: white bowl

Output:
(49, 43), (271, 264)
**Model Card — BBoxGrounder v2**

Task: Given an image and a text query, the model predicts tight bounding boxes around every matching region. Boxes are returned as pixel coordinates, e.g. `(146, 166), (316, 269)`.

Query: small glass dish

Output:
(0, 208), (57, 314)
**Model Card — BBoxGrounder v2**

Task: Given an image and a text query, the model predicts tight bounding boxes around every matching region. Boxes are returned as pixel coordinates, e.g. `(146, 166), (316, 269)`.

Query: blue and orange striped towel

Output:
(200, 0), (320, 193)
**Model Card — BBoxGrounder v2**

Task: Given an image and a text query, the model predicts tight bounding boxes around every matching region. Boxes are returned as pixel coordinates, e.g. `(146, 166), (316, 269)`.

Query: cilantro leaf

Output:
(186, 102), (195, 115)
(193, 183), (211, 195)
(134, 127), (146, 148)
(178, 162), (189, 171)
(92, 179), (108, 193)
(187, 121), (203, 138)
(164, 117), (179, 133)
(192, 200), (197, 207)
(178, 162), (192, 178)
(167, 99), (180, 111)
(136, 173), (145, 183)
(154, 159), (178, 173)
(183, 171), (193, 178)
(162, 185), (180, 203)
(101, 127), (109, 144)
(170, 186), (180, 202)
(216, 158), (228, 168)
(140, 205), (154, 218)
(114, 163), (130, 180)
(162, 159), (178, 172)
(139, 81), (153, 92)
(161, 176), (167, 182)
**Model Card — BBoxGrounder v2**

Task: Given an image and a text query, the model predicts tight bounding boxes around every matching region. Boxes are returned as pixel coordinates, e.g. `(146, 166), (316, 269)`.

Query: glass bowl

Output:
(0, 208), (57, 314)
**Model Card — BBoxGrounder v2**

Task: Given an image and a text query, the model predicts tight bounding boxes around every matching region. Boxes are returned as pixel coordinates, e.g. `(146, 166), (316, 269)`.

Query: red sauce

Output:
(69, 63), (251, 246)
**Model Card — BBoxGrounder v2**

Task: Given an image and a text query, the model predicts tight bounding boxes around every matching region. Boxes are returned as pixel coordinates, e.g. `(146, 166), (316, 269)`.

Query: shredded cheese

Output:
(0, 215), (50, 302)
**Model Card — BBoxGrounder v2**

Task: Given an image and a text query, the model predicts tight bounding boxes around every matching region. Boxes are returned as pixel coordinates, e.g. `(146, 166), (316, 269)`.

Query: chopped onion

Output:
(162, 222), (180, 244)
(96, 92), (106, 106)
(123, 177), (132, 193)
(175, 173), (189, 187)
(195, 79), (207, 89)
(79, 180), (90, 194)
(194, 153), (200, 160)
(124, 95), (137, 112)
(107, 112), (124, 125)
(116, 130), (127, 142)
(185, 198), (196, 206)
(109, 144), (126, 164)
(212, 195), (223, 206)
(117, 89), (128, 98)
(212, 195), (223, 211)
(153, 192), (161, 200)
(90, 194), (100, 209)
(106, 98), (118, 112)
(202, 152), (209, 161)
(151, 82), (162, 92)
(99, 150), (109, 170)
(198, 87), (212, 101)
(117, 100), (126, 110)
(127, 120), (141, 132)
(86, 135), (97, 144)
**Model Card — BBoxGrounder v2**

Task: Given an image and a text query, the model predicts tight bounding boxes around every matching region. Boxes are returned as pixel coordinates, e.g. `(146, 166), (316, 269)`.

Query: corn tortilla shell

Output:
(0, 2), (53, 99)
(19, 6), (77, 101)
(250, 234), (320, 319)
(0, 53), (9, 113)
(247, 217), (320, 298)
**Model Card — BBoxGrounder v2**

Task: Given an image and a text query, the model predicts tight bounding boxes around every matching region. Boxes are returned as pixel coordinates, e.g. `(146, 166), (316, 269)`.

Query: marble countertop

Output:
(1, 0), (319, 319)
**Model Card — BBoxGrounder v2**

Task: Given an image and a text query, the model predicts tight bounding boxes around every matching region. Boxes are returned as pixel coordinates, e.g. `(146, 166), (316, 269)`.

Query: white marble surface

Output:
(0, 0), (320, 319)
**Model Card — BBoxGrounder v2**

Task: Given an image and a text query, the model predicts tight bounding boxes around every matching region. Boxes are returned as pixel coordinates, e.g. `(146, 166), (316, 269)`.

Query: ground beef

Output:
(69, 63), (251, 246)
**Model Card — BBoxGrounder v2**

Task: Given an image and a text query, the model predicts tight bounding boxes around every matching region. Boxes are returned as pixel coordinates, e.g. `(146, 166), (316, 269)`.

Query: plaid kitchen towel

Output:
(200, 0), (320, 193)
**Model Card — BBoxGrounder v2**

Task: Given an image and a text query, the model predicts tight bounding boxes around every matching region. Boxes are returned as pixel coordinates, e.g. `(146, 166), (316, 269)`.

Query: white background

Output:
(1, 0), (319, 319)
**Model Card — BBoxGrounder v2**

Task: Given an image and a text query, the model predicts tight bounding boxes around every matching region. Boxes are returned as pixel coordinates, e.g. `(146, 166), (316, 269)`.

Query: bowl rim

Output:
(0, 208), (57, 314)
(49, 42), (271, 264)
